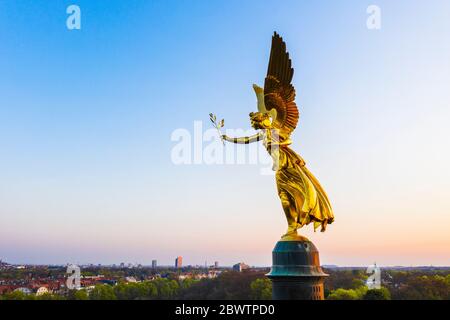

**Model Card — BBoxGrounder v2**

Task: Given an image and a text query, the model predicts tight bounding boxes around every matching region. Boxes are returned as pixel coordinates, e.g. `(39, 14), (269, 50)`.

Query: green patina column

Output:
(267, 240), (328, 300)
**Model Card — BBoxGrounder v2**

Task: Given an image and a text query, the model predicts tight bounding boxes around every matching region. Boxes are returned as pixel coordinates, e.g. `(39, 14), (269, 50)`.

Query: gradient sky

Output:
(0, 0), (449, 267)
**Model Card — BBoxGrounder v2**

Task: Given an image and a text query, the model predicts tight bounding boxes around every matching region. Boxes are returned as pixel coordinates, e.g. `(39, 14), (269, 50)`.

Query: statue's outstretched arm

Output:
(221, 132), (263, 144)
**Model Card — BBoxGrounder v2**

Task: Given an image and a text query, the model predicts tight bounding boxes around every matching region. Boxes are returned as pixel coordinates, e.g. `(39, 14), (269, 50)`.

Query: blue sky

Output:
(1, 0), (449, 266)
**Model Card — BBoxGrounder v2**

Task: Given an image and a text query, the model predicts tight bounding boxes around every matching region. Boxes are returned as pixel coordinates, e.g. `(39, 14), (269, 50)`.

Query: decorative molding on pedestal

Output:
(267, 240), (328, 300)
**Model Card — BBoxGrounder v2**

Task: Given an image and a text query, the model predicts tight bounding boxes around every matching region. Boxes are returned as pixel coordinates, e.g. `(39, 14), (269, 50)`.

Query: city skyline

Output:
(1, 255), (449, 269)
(1, 0), (450, 267)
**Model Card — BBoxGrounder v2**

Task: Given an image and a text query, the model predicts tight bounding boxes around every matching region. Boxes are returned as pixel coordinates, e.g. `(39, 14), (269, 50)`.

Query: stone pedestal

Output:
(266, 240), (328, 300)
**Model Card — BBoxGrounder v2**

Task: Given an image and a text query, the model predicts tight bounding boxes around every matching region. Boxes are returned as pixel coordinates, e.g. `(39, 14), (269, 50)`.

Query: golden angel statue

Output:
(218, 32), (334, 241)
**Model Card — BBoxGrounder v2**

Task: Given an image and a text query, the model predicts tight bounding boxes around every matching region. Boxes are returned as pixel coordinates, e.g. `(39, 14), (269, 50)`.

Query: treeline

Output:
(0, 271), (271, 300)
(324, 268), (450, 300)
(387, 271), (450, 300)
(1, 269), (449, 300)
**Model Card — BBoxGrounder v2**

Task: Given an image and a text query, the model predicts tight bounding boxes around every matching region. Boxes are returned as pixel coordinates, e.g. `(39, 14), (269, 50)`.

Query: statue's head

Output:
(250, 112), (271, 130)
(253, 84), (266, 113)
(251, 84), (272, 129)
(253, 84), (264, 95)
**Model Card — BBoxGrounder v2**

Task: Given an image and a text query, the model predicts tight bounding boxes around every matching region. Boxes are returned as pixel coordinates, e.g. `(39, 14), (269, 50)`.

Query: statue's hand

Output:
(221, 135), (228, 142)
(220, 135), (229, 146)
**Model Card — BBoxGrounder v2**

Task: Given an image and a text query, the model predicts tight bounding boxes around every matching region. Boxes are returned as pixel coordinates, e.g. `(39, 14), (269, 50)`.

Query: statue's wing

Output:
(264, 32), (299, 135)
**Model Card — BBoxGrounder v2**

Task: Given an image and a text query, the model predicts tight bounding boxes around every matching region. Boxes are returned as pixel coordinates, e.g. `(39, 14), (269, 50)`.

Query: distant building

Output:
(125, 276), (138, 283)
(35, 287), (49, 296)
(175, 256), (183, 269)
(152, 260), (157, 269)
(233, 262), (249, 272)
(98, 279), (117, 286)
(214, 261), (219, 268)
(178, 271), (220, 281)
(322, 265), (339, 270)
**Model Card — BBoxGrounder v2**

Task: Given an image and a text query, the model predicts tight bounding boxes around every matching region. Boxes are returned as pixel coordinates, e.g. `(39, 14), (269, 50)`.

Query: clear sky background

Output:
(0, 0), (449, 267)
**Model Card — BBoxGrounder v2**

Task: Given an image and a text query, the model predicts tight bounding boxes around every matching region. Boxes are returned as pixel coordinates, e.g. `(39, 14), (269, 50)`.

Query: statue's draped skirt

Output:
(274, 146), (334, 231)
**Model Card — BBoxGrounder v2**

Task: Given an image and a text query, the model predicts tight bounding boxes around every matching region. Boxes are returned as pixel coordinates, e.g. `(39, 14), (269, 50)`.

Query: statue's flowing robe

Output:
(265, 133), (334, 231)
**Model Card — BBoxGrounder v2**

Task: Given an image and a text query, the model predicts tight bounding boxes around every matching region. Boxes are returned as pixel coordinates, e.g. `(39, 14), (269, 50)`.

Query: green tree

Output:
(363, 287), (391, 300)
(1, 291), (30, 300)
(177, 271), (269, 300)
(36, 293), (65, 300)
(250, 278), (272, 300)
(351, 279), (366, 289)
(114, 282), (151, 300)
(327, 288), (359, 300)
(327, 286), (367, 300)
(179, 278), (197, 290)
(390, 273), (449, 300)
(153, 278), (179, 299)
(89, 284), (117, 300)
(73, 289), (89, 300)
(141, 281), (158, 299)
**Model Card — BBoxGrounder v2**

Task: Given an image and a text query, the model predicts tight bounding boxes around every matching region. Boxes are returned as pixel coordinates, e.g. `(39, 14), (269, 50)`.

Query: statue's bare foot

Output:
(283, 225), (297, 237)
(281, 227), (309, 242)
(282, 230), (296, 238)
